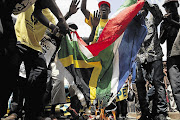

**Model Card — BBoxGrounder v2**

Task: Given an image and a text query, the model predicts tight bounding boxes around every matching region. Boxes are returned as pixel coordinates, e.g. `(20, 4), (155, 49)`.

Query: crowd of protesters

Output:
(0, 0), (180, 120)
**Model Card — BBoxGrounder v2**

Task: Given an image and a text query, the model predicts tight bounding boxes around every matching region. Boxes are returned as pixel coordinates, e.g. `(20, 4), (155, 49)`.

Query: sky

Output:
(56, 0), (179, 36)
(56, 0), (179, 61)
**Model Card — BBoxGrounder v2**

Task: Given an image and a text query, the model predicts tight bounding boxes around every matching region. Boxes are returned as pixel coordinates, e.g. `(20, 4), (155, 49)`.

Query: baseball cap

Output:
(163, 0), (179, 7)
(98, 0), (111, 8)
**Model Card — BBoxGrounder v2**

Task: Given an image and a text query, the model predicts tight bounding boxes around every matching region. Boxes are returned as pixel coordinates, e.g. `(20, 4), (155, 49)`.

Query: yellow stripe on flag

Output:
(59, 55), (102, 103)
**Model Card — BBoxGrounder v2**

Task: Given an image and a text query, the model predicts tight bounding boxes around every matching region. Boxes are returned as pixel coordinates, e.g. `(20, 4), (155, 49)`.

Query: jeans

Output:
(167, 56), (180, 111)
(116, 99), (127, 117)
(136, 60), (167, 116)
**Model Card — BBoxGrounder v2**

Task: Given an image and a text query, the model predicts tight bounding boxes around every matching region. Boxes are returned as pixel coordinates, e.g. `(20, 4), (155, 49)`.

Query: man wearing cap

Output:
(160, 0), (180, 111)
(81, 0), (111, 44)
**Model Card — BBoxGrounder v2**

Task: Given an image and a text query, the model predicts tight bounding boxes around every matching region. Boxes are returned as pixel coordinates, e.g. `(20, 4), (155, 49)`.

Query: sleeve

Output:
(159, 22), (168, 44)
(85, 13), (93, 28)
(34, 0), (47, 10)
(150, 4), (163, 26)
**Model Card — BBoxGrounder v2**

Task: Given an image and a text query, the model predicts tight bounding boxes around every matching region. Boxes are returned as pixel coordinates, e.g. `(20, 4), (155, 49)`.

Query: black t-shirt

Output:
(160, 17), (180, 57)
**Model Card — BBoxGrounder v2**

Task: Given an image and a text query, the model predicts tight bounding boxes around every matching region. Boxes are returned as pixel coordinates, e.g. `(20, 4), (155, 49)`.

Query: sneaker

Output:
(44, 117), (52, 120)
(67, 106), (79, 119)
(5, 113), (18, 120)
(120, 116), (127, 120)
(108, 114), (114, 120)
(154, 114), (167, 120)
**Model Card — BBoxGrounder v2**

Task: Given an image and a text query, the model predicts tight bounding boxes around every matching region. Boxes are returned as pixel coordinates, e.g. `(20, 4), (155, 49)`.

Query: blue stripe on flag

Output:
(117, 15), (147, 91)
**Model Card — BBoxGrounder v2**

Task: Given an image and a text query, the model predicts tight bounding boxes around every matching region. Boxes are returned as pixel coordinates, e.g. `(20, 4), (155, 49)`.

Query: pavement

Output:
(1, 112), (180, 120)
(127, 112), (180, 120)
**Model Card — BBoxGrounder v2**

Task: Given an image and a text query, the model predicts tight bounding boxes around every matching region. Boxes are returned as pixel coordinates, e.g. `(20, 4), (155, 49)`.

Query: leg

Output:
(120, 99), (127, 117)
(167, 85), (178, 111)
(116, 101), (121, 118)
(151, 60), (167, 119)
(167, 56), (180, 111)
(0, 53), (20, 118)
(136, 62), (151, 120)
(23, 50), (47, 120)
(132, 83), (141, 114)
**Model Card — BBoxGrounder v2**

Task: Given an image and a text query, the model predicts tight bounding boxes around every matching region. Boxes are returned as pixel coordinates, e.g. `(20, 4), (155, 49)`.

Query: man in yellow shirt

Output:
(14, 6), (56, 120)
(0, 0), (70, 119)
(81, 0), (111, 44)
(80, 0), (111, 117)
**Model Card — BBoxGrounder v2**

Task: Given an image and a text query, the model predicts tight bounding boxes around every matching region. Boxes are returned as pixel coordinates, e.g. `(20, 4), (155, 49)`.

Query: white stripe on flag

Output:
(108, 33), (124, 106)
(76, 34), (94, 59)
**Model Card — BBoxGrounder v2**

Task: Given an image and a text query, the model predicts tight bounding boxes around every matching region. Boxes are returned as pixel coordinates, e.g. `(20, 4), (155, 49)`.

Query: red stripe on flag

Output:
(86, 0), (145, 56)
(74, 31), (88, 46)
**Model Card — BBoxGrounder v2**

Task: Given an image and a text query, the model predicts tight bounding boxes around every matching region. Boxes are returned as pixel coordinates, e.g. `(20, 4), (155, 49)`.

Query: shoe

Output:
(119, 116), (127, 120)
(49, 114), (58, 120)
(36, 116), (45, 120)
(67, 106), (79, 119)
(5, 113), (18, 120)
(44, 117), (52, 120)
(154, 114), (167, 120)
(138, 113), (152, 120)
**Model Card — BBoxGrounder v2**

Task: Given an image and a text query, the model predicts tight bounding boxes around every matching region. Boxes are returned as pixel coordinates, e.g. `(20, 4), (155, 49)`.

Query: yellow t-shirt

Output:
(85, 13), (108, 44)
(15, 5), (55, 52)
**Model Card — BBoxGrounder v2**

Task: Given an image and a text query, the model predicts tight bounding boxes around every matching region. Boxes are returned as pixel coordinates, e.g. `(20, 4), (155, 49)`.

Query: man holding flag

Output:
(136, 1), (168, 120)
(58, 0), (146, 119)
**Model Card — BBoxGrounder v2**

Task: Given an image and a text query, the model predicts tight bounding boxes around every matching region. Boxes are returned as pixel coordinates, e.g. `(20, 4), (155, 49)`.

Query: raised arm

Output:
(86, 10), (100, 44)
(64, 0), (80, 20)
(81, 0), (90, 19)
(144, 1), (163, 26)
(33, 0), (70, 37)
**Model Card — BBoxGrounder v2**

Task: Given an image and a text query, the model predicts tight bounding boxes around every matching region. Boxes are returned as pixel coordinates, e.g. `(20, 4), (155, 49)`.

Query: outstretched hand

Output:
(91, 10), (100, 28)
(69, 0), (80, 15)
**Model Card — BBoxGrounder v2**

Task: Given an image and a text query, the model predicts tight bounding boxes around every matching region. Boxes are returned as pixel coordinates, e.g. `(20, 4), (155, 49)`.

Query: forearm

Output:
(81, 0), (90, 19)
(87, 27), (96, 43)
(44, 0), (65, 22)
(145, 1), (163, 25)
(169, 19), (180, 28)
(33, 9), (54, 30)
(64, 11), (72, 20)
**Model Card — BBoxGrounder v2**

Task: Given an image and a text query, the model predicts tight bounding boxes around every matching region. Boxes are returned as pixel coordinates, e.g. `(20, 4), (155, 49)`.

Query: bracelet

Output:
(49, 22), (53, 28)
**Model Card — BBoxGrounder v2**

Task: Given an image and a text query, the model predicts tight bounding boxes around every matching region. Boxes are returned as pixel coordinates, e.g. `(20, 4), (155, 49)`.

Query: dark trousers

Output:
(16, 43), (47, 120)
(0, 8), (19, 118)
(136, 60), (167, 115)
(116, 99), (127, 117)
(9, 76), (27, 117)
(167, 56), (180, 111)
(0, 52), (19, 118)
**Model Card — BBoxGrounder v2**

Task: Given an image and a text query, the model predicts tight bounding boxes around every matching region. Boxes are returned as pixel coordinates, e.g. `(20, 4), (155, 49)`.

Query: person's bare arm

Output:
(34, 0), (70, 37)
(86, 10), (100, 43)
(81, 0), (90, 19)
(65, 0), (80, 20)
